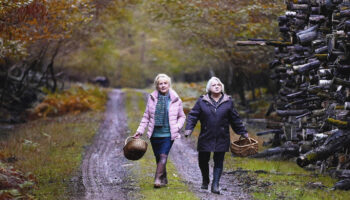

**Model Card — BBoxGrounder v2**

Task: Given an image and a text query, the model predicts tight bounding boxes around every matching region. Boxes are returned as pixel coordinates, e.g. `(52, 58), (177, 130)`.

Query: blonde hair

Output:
(154, 74), (172, 90)
(206, 77), (225, 93)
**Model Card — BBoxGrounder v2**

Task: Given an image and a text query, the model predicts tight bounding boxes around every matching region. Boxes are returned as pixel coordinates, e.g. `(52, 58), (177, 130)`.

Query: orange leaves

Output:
(1, 1), (48, 38)
(1, 0), (94, 58)
(27, 84), (107, 119)
(1, 1), (47, 25)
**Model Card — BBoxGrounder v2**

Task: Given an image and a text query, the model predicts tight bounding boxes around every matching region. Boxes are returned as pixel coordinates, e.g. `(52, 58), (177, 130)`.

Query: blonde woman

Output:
(134, 74), (186, 188)
(184, 77), (248, 194)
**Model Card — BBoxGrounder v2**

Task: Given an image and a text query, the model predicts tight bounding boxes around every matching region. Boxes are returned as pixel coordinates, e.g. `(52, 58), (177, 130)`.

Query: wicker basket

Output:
(230, 137), (258, 157)
(123, 136), (148, 160)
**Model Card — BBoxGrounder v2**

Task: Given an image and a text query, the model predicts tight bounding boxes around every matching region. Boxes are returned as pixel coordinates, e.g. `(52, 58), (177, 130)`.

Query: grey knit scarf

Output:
(154, 92), (169, 127)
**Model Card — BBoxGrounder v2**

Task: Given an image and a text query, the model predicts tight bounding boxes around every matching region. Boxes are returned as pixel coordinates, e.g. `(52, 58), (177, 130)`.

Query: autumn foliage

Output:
(27, 84), (108, 119)
(0, 0), (97, 122)
(0, 0), (93, 60)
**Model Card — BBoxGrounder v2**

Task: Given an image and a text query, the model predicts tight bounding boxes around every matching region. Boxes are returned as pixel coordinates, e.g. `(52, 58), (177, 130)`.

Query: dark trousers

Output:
(198, 152), (225, 168)
(198, 152), (225, 184)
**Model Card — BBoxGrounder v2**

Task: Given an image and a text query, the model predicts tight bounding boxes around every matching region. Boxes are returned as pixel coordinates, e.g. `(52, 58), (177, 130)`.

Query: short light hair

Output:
(206, 77), (225, 93)
(154, 73), (172, 90)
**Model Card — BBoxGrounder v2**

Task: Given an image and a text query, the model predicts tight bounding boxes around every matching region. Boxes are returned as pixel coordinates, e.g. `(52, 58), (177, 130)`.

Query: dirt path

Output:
(170, 137), (252, 200)
(72, 89), (251, 200)
(72, 89), (135, 200)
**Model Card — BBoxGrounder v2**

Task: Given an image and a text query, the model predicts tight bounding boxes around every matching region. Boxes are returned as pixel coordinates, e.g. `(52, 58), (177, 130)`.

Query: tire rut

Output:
(73, 89), (135, 200)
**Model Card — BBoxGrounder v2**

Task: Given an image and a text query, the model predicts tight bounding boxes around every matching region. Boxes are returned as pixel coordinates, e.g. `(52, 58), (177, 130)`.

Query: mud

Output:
(71, 89), (137, 200)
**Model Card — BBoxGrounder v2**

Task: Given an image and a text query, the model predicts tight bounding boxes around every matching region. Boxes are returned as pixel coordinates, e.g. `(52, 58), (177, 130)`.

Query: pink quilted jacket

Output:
(136, 89), (186, 140)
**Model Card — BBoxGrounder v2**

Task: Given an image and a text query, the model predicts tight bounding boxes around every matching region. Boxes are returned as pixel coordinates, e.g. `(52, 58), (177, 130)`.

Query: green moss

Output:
(306, 152), (317, 161)
(326, 118), (348, 126)
(124, 89), (198, 200)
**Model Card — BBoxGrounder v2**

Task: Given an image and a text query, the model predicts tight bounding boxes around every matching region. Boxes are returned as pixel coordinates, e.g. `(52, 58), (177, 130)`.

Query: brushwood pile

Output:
(253, 0), (350, 190)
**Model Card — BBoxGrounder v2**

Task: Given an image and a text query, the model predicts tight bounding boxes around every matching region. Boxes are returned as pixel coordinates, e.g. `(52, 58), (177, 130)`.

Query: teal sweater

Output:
(152, 98), (171, 137)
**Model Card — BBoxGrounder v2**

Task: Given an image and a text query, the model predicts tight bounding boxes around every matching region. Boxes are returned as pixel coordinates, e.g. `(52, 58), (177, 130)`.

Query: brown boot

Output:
(161, 168), (168, 186)
(154, 154), (168, 188)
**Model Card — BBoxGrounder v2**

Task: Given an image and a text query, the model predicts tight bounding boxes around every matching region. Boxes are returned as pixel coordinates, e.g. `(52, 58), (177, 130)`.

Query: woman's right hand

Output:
(184, 130), (192, 137)
(133, 132), (142, 139)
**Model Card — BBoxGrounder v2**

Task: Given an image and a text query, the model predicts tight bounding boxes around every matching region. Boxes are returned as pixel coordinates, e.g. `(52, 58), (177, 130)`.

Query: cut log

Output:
(334, 170), (350, 179)
(297, 130), (350, 167)
(250, 141), (299, 159)
(276, 109), (309, 117)
(299, 141), (313, 154)
(334, 179), (350, 190)
(235, 41), (266, 46)
(256, 129), (283, 136)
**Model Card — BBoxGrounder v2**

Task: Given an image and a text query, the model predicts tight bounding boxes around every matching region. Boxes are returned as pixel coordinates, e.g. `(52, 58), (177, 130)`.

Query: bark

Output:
(334, 179), (350, 190)
(234, 69), (247, 106)
(47, 41), (62, 92)
(276, 109), (309, 117)
(297, 130), (350, 167)
(333, 170), (350, 179)
(250, 142), (299, 159)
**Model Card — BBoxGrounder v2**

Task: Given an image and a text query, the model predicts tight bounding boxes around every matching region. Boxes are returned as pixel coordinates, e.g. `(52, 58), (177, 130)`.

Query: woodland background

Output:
(0, 0), (285, 121)
(4, 1), (350, 200)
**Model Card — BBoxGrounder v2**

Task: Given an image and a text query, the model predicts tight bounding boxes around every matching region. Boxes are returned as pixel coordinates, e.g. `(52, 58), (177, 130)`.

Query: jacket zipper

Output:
(204, 99), (227, 113)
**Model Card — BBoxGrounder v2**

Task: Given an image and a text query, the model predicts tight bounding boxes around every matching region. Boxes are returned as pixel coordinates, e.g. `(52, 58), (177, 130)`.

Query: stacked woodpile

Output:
(238, 0), (350, 190)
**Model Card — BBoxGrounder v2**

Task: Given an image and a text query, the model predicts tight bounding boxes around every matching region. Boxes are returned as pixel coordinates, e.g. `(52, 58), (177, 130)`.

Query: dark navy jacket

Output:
(185, 94), (247, 152)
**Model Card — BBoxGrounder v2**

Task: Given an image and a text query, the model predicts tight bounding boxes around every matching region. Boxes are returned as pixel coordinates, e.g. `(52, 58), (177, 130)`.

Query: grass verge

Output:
(123, 88), (198, 200)
(225, 128), (350, 200)
(0, 111), (104, 199)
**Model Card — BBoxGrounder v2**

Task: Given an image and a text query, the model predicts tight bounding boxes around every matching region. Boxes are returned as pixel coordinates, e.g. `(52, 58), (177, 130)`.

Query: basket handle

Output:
(124, 136), (134, 146)
(239, 136), (252, 144)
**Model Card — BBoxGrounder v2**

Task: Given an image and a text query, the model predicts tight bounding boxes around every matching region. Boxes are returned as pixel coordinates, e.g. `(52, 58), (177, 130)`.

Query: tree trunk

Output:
(48, 41), (62, 92)
(233, 69), (247, 106)
(250, 82), (256, 101)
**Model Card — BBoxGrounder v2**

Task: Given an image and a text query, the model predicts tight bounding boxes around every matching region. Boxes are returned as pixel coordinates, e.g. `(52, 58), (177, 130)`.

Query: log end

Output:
(334, 179), (350, 190)
(296, 156), (309, 167)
